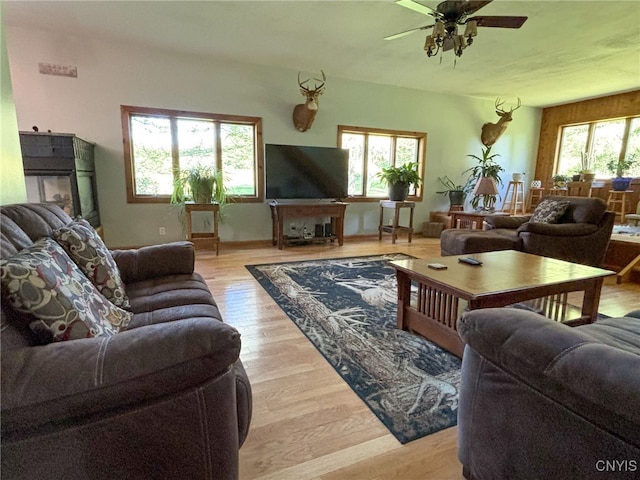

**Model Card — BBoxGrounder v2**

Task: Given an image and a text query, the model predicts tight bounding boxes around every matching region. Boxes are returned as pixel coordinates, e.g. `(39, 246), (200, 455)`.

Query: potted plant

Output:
(464, 146), (504, 211)
(171, 164), (227, 206)
(580, 151), (596, 182)
(378, 162), (422, 201)
(551, 174), (570, 188)
(607, 153), (638, 191)
(437, 175), (473, 209)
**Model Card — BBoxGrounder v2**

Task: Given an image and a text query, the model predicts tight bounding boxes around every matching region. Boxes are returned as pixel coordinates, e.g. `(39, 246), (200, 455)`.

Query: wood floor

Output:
(194, 236), (640, 480)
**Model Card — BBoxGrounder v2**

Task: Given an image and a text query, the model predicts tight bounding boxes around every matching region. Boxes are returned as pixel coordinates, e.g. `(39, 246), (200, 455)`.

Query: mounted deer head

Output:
(480, 97), (521, 147)
(292, 70), (326, 132)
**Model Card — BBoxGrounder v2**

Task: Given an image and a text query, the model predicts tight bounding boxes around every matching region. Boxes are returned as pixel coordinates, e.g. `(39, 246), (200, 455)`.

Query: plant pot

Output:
(448, 190), (466, 207)
(571, 174), (581, 181)
(580, 170), (596, 182)
(611, 177), (632, 191)
(388, 182), (409, 201)
(512, 173), (524, 182)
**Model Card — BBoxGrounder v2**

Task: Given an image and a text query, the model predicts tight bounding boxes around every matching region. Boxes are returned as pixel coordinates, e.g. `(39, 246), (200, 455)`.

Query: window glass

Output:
(338, 125), (426, 200)
(221, 123), (256, 196)
(556, 116), (639, 178)
(130, 115), (172, 196)
(342, 133), (365, 196)
(557, 124), (589, 175)
(122, 106), (262, 203)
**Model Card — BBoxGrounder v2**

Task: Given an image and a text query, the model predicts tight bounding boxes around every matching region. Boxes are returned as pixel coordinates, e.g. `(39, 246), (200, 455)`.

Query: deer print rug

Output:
(246, 253), (460, 444)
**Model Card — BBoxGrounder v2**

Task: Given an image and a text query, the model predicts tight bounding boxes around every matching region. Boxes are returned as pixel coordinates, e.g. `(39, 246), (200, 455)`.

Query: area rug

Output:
(246, 253), (461, 444)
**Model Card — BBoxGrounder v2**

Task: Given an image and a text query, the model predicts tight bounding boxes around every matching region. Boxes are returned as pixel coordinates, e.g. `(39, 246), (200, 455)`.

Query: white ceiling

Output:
(3, 0), (640, 107)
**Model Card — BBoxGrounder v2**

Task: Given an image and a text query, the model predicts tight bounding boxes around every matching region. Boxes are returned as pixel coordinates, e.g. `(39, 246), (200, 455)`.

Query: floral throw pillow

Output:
(530, 198), (571, 224)
(0, 237), (132, 345)
(53, 218), (130, 309)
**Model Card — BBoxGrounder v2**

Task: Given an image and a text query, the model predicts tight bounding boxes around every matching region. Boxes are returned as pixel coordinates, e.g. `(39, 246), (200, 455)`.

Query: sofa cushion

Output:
(53, 218), (130, 309)
(0, 237), (131, 344)
(530, 198), (571, 224)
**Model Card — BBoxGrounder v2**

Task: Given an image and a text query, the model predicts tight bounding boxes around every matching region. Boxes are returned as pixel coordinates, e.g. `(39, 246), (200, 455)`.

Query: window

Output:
(556, 116), (640, 178)
(338, 125), (426, 201)
(121, 106), (263, 203)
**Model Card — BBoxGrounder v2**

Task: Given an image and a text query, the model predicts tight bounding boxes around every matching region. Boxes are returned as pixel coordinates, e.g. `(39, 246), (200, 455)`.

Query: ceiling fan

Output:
(386, 0), (527, 58)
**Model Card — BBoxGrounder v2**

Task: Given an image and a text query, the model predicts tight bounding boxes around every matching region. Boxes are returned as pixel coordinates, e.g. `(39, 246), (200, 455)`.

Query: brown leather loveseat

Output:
(1, 203), (251, 479)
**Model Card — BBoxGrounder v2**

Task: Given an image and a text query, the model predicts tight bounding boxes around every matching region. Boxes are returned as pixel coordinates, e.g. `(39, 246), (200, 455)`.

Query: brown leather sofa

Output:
(440, 196), (615, 266)
(1, 203), (251, 480)
(457, 307), (640, 480)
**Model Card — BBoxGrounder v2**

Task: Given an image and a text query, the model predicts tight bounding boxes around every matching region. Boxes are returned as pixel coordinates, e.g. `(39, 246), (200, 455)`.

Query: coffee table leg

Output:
(582, 278), (604, 323)
(396, 270), (410, 330)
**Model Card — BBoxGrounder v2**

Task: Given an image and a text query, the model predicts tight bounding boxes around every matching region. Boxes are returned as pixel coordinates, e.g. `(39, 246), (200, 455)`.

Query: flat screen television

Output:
(265, 144), (349, 200)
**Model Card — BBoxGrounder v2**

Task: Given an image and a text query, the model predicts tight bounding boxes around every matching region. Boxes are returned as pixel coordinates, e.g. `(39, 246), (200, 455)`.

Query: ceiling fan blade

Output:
(384, 23), (435, 40)
(470, 15), (528, 28)
(395, 0), (439, 18)
(437, 0), (492, 17)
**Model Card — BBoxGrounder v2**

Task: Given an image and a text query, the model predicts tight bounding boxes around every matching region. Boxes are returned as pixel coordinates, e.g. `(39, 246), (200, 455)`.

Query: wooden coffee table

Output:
(390, 250), (615, 357)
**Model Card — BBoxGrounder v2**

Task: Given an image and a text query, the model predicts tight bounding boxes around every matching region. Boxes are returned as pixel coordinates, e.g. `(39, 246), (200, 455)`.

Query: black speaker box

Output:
(315, 224), (324, 237)
(324, 223), (332, 237)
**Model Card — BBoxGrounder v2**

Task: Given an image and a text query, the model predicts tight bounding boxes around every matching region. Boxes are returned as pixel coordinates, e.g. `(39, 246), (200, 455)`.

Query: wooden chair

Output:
(567, 181), (593, 197)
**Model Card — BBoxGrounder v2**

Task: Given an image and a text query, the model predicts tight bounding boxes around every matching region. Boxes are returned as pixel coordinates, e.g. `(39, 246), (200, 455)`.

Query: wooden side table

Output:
(607, 190), (633, 223)
(378, 200), (415, 244)
(184, 202), (220, 255)
(449, 211), (509, 230)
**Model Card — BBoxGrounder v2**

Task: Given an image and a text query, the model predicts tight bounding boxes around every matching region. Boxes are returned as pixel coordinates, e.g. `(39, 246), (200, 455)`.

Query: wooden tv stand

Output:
(269, 201), (348, 249)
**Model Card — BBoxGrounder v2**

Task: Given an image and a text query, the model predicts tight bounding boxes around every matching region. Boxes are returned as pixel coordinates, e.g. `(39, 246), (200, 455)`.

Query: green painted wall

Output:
(0, 8), (27, 205)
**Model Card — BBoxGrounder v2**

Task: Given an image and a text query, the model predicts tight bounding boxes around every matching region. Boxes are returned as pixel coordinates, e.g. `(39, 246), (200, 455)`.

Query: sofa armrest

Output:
(111, 241), (195, 283)
(1, 318), (241, 435)
(516, 221), (598, 236)
(457, 308), (640, 426)
(485, 215), (530, 230)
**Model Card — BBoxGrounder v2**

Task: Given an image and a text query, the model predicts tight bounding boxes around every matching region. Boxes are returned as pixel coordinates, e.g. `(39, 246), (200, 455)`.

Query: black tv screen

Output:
(265, 144), (349, 200)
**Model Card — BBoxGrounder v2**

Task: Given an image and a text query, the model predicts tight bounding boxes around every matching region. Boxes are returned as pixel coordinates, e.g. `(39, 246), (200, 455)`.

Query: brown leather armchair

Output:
(441, 196), (615, 266)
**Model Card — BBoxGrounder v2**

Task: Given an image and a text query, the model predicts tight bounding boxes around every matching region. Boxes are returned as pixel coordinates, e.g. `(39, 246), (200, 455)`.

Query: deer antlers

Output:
(495, 97), (521, 115)
(298, 70), (326, 96)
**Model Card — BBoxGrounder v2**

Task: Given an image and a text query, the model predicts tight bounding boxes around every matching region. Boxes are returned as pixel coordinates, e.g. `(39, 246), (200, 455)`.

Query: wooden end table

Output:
(390, 250), (615, 357)
(449, 211), (509, 230)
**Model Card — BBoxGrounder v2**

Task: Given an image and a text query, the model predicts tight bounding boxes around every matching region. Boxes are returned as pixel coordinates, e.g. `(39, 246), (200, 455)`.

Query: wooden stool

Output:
(526, 187), (546, 212)
(500, 181), (525, 215)
(607, 190), (633, 223)
(378, 200), (415, 244)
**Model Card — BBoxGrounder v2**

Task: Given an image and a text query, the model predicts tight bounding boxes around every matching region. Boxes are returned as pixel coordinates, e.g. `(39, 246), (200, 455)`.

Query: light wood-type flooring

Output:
(194, 236), (640, 480)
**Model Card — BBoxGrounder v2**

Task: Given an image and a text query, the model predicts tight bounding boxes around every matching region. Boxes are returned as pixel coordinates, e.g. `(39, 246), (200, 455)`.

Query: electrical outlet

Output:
(290, 223), (297, 231)
(159, 227), (166, 235)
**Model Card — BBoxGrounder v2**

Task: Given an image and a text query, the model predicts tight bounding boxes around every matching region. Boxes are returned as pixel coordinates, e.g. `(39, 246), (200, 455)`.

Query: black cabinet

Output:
(19, 132), (101, 228)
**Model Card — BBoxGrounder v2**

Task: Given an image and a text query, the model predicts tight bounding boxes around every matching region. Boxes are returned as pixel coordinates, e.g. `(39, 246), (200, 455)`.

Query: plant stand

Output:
(378, 200), (415, 244)
(185, 202), (220, 255)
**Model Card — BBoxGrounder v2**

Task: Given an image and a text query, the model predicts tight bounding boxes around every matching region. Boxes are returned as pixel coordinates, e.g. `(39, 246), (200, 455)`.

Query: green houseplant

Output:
(437, 175), (474, 209)
(171, 165), (227, 206)
(607, 153), (638, 191)
(464, 146), (504, 211)
(378, 162), (422, 201)
(552, 173), (570, 188)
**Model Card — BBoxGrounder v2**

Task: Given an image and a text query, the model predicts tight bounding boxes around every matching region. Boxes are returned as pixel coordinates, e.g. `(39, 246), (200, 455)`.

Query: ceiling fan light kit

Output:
(390, 0), (526, 63)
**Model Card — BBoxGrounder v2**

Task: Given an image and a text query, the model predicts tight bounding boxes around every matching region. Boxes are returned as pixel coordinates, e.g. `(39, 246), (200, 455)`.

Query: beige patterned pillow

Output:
(0, 238), (132, 344)
(530, 198), (571, 224)
(53, 218), (130, 308)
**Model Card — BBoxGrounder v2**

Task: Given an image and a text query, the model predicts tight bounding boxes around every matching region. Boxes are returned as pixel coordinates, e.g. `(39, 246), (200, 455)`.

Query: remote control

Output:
(458, 257), (483, 266)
